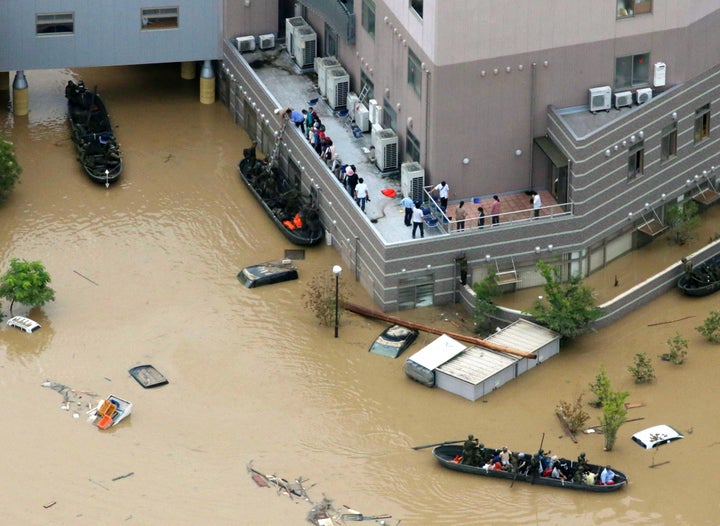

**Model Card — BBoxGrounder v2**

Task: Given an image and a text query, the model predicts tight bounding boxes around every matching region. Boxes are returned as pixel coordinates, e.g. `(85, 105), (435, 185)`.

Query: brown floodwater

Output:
(1, 65), (719, 525)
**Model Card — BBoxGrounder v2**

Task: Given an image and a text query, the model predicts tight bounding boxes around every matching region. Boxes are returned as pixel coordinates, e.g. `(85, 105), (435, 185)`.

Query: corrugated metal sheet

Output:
(405, 334), (465, 370)
(436, 346), (517, 385)
(484, 318), (559, 352)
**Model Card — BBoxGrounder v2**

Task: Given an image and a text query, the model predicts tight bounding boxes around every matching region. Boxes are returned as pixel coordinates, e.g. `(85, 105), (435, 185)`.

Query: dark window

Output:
(325, 23), (338, 57)
(615, 53), (650, 89)
(617, 0), (653, 18)
(410, 0), (424, 19)
(694, 104), (711, 143)
(406, 130), (420, 162)
(141, 7), (179, 30)
(362, 0), (376, 38)
(36, 13), (74, 35)
(661, 123), (677, 162)
(628, 142), (644, 180)
(382, 100), (397, 131)
(408, 48), (422, 97)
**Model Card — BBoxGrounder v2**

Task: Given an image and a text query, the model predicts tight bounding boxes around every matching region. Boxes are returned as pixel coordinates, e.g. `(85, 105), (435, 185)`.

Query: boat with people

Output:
(678, 254), (720, 297)
(431, 444), (627, 492)
(237, 155), (324, 246)
(65, 80), (123, 185)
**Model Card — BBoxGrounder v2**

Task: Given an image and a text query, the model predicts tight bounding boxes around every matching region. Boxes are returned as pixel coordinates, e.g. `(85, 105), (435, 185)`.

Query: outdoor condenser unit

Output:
(315, 56), (340, 97)
(325, 66), (349, 110)
(589, 86), (611, 113)
(285, 16), (307, 56)
(292, 26), (317, 69)
(614, 91), (633, 109)
(258, 33), (275, 50)
(373, 129), (399, 172)
(236, 36), (256, 53)
(401, 162), (425, 203)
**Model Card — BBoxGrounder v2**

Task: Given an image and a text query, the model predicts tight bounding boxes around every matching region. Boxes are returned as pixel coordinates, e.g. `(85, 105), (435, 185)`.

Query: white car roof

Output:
(631, 424), (684, 449)
(6, 315), (42, 333)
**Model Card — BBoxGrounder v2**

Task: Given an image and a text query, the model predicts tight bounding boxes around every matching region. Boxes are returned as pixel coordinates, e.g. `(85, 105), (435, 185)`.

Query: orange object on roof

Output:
(381, 188), (396, 198)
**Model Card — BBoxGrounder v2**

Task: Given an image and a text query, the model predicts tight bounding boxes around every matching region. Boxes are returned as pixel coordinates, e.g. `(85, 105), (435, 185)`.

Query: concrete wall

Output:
(0, 0), (222, 70)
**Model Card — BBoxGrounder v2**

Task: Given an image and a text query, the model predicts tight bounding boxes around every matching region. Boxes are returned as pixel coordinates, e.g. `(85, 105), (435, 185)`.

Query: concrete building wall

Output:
(0, 0), (222, 70)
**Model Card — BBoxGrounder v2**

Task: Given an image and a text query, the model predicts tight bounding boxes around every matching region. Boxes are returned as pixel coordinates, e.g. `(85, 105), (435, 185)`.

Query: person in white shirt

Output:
(411, 202), (425, 239)
(354, 177), (369, 212)
(432, 181), (449, 210)
(532, 191), (542, 219)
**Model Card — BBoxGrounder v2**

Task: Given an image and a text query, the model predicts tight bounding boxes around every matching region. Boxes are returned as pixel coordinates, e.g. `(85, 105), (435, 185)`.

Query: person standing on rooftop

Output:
(400, 195), (414, 227)
(432, 181), (450, 211)
(491, 195), (501, 226)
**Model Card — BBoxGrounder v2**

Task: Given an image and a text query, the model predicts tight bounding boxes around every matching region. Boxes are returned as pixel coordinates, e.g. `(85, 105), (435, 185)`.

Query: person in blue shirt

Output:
(286, 108), (306, 135)
(400, 195), (414, 226)
(600, 465), (616, 485)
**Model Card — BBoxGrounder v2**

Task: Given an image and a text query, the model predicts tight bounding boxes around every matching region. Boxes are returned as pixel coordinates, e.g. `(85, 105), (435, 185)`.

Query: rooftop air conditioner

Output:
(589, 86), (611, 113)
(373, 129), (399, 172)
(292, 26), (317, 69)
(258, 33), (275, 50)
(368, 99), (379, 124)
(614, 90), (633, 109)
(285, 16), (307, 56)
(635, 87), (653, 105)
(401, 162), (425, 204)
(346, 92), (360, 119)
(314, 56), (340, 97)
(354, 103), (370, 132)
(236, 36), (256, 53)
(371, 122), (383, 145)
(325, 66), (349, 110)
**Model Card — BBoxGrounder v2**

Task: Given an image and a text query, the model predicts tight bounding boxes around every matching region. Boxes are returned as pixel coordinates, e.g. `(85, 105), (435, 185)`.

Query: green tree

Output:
(0, 259), (55, 316)
(696, 310), (720, 344)
(666, 200), (701, 245)
(627, 352), (655, 383)
(589, 365), (612, 407)
(302, 271), (349, 327)
(0, 137), (22, 204)
(472, 270), (502, 331)
(660, 332), (688, 364)
(525, 261), (602, 339)
(600, 388), (629, 451)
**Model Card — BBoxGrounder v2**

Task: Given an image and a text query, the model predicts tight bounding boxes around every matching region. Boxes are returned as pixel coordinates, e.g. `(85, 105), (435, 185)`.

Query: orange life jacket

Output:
(293, 213), (303, 228)
(283, 220), (296, 230)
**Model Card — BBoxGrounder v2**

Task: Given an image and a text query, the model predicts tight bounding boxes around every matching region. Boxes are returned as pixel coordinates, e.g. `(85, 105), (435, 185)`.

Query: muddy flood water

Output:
(1, 65), (719, 525)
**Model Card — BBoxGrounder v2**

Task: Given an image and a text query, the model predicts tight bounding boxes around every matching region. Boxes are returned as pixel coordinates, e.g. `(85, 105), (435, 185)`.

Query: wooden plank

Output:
(624, 401), (645, 409)
(344, 302), (537, 359)
(555, 412), (578, 443)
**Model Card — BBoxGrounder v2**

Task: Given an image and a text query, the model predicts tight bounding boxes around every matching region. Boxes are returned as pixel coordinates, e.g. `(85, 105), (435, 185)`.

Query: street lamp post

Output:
(333, 265), (342, 338)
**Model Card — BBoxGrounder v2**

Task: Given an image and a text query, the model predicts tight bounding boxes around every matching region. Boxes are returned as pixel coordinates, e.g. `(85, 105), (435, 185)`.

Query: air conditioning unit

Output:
(354, 103), (370, 132)
(635, 87), (653, 105)
(368, 99), (380, 124)
(614, 90), (633, 109)
(293, 26), (317, 69)
(325, 66), (349, 110)
(589, 86), (611, 113)
(401, 162), (425, 204)
(373, 129), (399, 172)
(236, 36), (256, 53)
(315, 56), (340, 97)
(258, 33), (275, 50)
(346, 92), (360, 119)
(653, 62), (667, 87)
(285, 16), (307, 56)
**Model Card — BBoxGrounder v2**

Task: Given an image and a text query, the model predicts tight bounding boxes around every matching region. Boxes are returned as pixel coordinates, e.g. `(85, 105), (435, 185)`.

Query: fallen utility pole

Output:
(344, 302), (536, 359)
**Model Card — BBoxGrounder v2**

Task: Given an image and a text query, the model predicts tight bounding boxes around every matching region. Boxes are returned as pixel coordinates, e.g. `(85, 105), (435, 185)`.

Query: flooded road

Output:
(1, 65), (719, 525)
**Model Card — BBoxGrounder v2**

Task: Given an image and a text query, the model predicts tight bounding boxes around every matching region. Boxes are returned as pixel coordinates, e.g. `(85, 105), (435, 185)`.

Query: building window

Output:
(407, 49), (422, 98)
(36, 13), (74, 35)
(615, 53), (650, 89)
(660, 123), (677, 162)
(410, 0), (424, 19)
(141, 7), (179, 30)
(360, 71), (375, 102)
(382, 100), (397, 131)
(406, 130), (420, 162)
(627, 142), (644, 180)
(362, 0), (375, 38)
(694, 104), (711, 143)
(617, 0), (652, 18)
(325, 23), (338, 57)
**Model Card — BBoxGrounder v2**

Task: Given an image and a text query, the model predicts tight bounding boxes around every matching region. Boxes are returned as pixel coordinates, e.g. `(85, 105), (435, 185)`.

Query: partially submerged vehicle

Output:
(369, 324), (418, 358)
(6, 315), (41, 333)
(129, 364), (169, 388)
(88, 394), (132, 430)
(631, 424), (684, 449)
(237, 259), (298, 288)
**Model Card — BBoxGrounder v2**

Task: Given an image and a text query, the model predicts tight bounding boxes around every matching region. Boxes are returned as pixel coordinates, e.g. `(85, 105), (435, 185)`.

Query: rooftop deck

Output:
(249, 49), (564, 244)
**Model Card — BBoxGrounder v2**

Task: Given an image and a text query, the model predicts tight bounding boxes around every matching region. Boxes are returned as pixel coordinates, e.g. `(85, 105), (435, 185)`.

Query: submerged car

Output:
(237, 259), (298, 288)
(369, 324), (419, 358)
(6, 315), (41, 333)
(631, 424), (684, 449)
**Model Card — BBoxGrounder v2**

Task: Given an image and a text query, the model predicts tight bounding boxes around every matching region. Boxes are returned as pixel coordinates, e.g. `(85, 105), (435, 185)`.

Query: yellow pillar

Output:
(199, 60), (215, 105)
(12, 71), (29, 116)
(180, 61), (196, 80)
(0, 71), (9, 91)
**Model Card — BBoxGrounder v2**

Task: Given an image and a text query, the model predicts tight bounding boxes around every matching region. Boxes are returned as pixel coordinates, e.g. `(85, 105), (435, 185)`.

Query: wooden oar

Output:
(341, 512), (392, 522)
(412, 439), (465, 450)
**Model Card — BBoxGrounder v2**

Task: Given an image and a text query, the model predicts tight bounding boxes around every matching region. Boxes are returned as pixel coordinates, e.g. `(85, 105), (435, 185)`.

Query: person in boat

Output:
(681, 257), (693, 275)
(529, 454), (541, 476)
(550, 456), (568, 480)
(483, 457), (502, 471)
(515, 452), (529, 475)
(499, 446), (511, 468)
(461, 435), (479, 465)
(600, 465), (616, 485)
(582, 469), (596, 486)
